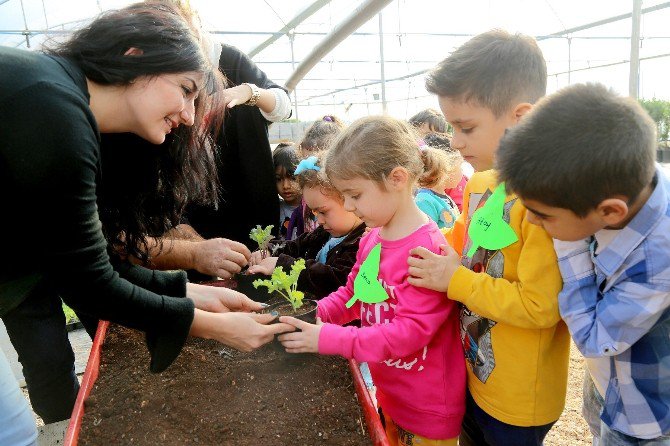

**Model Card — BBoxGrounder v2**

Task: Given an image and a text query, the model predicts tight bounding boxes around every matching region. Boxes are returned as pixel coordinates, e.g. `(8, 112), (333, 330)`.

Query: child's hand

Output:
(247, 256), (279, 275)
(407, 244), (461, 292)
(277, 317), (324, 353)
(249, 250), (264, 267)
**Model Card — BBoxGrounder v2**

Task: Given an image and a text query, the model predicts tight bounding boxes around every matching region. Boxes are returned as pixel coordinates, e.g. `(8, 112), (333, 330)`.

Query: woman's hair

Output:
(409, 109), (448, 133)
(97, 132), (219, 263)
(325, 116), (423, 185)
(296, 152), (343, 202)
(418, 147), (463, 189)
(299, 115), (346, 155)
(50, 1), (226, 262)
(273, 144), (300, 177)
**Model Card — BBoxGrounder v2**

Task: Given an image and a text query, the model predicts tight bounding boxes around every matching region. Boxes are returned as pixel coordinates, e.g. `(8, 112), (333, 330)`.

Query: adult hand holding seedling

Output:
(191, 238), (251, 279)
(277, 317), (324, 353)
(190, 310), (295, 352)
(407, 244), (461, 292)
(187, 283), (265, 313)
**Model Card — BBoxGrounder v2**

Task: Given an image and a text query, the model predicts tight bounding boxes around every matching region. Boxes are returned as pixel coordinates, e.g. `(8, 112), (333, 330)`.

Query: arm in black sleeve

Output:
(3, 83), (192, 372)
(110, 256), (188, 297)
(219, 44), (284, 91)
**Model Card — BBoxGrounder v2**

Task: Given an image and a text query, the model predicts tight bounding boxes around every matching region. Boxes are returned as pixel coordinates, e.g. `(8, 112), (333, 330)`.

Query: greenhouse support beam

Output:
(537, 1), (670, 40)
(629, 0), (642, 99)
(284, 0), (393, 92)
(248, 0), (331, 58)
(378, 12), (387, 113)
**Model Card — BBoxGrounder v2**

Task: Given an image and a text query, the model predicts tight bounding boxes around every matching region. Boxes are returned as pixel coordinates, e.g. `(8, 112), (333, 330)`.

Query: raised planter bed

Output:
(64, 284), (387, 445)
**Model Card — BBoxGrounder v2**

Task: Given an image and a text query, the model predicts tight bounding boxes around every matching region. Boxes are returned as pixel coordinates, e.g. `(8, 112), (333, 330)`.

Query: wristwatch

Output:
(242, 83), (261, 107)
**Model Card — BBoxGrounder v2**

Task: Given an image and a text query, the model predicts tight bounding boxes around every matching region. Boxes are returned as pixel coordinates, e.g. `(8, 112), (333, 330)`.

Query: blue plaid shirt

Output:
(555, 166), (670, 439)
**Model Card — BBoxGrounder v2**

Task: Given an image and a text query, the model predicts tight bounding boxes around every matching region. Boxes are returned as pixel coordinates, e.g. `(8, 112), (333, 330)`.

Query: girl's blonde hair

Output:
(325, 116), (423, 185)
(296, 152), (343, 202)
(418, 147), (463, 189)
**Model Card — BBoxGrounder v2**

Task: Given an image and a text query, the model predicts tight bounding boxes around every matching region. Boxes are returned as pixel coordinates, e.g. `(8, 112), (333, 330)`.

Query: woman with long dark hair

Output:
(0, 2), (292, 438)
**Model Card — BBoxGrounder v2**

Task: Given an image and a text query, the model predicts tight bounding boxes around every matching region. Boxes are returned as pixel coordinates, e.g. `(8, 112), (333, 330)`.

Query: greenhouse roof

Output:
(2, 0), (669, 120)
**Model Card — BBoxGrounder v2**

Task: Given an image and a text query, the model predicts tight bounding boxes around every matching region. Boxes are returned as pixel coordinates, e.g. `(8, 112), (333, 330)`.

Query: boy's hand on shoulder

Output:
(406, 244), (461, 292)
(277, 317), (323, 353)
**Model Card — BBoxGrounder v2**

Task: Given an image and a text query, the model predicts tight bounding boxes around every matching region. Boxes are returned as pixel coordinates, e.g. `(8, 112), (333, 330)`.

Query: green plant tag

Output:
(466, 183), (518, 258)
(346, 243), (388, 308)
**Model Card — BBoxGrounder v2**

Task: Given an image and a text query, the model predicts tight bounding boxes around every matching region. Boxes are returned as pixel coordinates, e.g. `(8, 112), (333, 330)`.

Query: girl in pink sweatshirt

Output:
(278, 116), (466, 445)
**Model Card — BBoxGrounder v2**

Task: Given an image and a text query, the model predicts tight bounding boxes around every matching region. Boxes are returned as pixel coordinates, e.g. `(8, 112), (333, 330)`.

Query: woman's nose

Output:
(180, 99), (196, 126)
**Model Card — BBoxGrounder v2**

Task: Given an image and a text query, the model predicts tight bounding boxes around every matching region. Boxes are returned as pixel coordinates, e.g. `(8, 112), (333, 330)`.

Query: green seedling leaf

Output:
(466, 182), (518, 257)
(249, 225), (274, 251)
(254, 259), (306, 310)
(346, 243), (388, 308)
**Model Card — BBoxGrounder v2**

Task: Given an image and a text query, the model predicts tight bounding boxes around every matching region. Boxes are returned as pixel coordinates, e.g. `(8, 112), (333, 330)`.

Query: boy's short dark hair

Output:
(426, 29), (547, 117)
(409, 109), (448, 133)
(497, 83), (657, 216)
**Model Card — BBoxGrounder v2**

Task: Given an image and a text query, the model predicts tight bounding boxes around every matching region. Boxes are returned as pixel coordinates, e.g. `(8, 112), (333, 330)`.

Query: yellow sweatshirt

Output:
(446, 170), (570, 427)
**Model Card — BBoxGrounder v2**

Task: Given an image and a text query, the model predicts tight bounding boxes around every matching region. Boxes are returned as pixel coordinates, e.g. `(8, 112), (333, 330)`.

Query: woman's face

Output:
(125, 71), (204, 144)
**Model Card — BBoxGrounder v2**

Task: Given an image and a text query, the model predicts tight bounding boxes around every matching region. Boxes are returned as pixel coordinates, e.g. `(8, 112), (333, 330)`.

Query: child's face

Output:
(302, 186), (360, 237)
(275, 166), (301, 205)
(331, 176), (400, 229)
(521, 198), (606, 241)
(438, 96), (527, 172)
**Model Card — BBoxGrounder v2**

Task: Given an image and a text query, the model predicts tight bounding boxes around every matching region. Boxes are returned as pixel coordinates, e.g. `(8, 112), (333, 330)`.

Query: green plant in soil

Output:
(249, 224), (274, 259)
(253, 259), (306, 311)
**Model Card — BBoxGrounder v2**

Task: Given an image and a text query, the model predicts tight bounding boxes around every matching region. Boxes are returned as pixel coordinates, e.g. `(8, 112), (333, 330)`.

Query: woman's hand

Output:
(406, 244), (461, 292)
(277, 317), (323, 353)
(220, 84), (253, 109)
(190, 309), (295, 352)
(191, 238), (251, 279)
(186, 282), (263, 313)
(247, 256), (278, 275)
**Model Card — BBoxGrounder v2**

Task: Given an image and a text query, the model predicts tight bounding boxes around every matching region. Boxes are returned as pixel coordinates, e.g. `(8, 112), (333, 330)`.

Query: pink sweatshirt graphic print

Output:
(317, 222), (466, 439)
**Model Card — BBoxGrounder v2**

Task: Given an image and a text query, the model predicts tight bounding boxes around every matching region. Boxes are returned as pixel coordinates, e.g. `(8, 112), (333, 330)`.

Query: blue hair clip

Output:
(294, 156), (321, 175)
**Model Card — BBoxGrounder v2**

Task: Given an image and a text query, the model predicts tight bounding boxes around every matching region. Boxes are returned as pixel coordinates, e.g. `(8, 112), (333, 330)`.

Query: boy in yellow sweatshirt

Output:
(407, 30), (570, 446)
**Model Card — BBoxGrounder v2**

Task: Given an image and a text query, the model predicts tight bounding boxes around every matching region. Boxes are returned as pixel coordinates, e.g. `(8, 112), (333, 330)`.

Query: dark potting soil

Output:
(79, 324), (370, 445)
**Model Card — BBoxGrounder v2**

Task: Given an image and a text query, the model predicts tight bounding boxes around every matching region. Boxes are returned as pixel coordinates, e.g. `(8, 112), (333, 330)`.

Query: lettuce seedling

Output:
(253, 259), (306, 310)
(249, 224), (274, 259)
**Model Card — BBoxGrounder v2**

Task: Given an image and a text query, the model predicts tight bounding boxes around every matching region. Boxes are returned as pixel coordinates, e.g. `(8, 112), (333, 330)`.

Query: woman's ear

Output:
(596, 198), (629, 226)
(124, 47), (144, 56)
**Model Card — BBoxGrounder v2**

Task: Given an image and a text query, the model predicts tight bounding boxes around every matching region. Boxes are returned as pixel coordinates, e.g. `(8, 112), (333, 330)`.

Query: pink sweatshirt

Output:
(317, 222), (466, 439)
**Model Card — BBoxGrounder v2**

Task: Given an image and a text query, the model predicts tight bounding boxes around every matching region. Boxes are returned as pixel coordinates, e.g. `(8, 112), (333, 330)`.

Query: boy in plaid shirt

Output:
(498, 83), (670, 444)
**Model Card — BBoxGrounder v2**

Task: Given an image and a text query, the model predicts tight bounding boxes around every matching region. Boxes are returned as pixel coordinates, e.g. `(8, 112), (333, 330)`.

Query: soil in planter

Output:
(79, 325), (370, 445)
(263, 299), (318, 323)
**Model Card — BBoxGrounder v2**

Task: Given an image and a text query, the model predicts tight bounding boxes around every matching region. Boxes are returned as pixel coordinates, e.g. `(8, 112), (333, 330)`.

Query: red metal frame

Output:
(349, 359), (390, 445)
(64, 320), (109, 446)
(64, 321), (388, 445)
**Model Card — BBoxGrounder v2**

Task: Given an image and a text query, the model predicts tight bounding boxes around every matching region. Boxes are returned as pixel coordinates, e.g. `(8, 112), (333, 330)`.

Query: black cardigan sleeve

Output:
(219, 44), (284, 91)
(0, 80), (192, 372)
